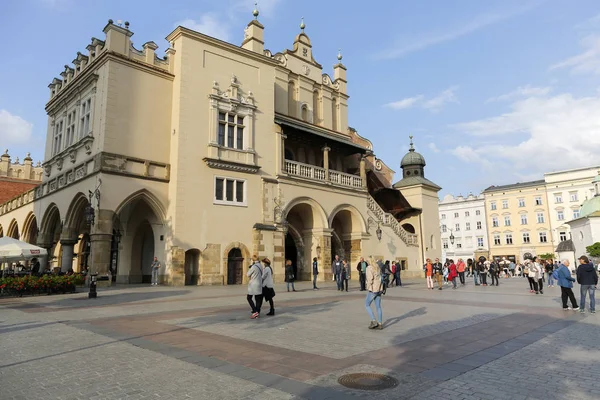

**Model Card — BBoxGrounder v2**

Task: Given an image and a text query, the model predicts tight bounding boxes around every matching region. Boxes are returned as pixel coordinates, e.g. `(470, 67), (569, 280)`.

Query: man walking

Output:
(557, 259), (578, 310)
(332, 255), (343, 291)
(576, 255), (597, 314)
(312, 257), (319, 290)
(457, 258), (466, 285)
(433, 258), (443, 290)
(151, 256), (161, 286)
(357, 257), (367, 291)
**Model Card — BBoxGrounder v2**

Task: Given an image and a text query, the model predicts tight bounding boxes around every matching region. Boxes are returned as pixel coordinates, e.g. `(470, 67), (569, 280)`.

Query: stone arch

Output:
(22, 212), (39, 245)
(402, 223), (416, 234)
(39, 204), (61, 241)
(115, 189), (166, 222)
(328, 204), (367, 233)
(185, 248), (200, 286)
(7, 219), (19, 239)
(282, 197), (328, 229)
(116, 190), (166, 284)
(0, 224), (3, 237)
(285, 223), (305, 280)
(63, 193), (90, 239)
(222, 242), (251, 285)
(38, 204), (62, 271)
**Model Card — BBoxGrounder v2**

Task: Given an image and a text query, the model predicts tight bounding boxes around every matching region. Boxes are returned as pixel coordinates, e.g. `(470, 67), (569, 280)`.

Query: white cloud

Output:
(423, 86), (459, 111)
(0, 109), (33, 147)
(550, 34), (600, 75)
(450, 92), (600, 177)
(384, 95), (424, 110)
(176, 14), (231, 42)
(375, 1), (543, 59)
(385, 87), (459, 112)
(485, 85), (551, 103)
(428, 143), (441, 153)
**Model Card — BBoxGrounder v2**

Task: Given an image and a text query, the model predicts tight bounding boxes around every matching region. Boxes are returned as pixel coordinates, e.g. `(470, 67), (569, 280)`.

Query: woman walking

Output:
(247, 255), (264, 319)
(365, 260), (384, 330)
(557, 259), (579, 310)
(285, 259), (296, 292)
(261, 258), (276, 316)
(448, 259), (458, 289)
(425, 258), (433, 289)
(524, 260), (535, 293)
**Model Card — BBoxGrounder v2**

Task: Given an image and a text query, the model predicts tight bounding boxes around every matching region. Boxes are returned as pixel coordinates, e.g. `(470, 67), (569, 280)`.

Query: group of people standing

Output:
(424, 257), (465, 290)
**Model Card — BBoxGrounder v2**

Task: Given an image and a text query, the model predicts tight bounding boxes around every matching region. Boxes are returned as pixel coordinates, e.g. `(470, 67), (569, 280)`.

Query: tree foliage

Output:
(538, 253), (555, 261)
(586, 242), (600, 258)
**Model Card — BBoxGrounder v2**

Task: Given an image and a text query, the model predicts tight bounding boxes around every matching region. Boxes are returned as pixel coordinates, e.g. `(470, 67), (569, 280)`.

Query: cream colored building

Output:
(543, 165), (600, 247)
(482, 180), (554, 262)
(0, 14), (441, 284)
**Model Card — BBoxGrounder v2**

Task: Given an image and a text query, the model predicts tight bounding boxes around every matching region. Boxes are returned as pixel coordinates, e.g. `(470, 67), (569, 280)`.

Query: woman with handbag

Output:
(247, 255), (263, 319)
(285, 259), (296, 292)
(262, 258), (276, 316)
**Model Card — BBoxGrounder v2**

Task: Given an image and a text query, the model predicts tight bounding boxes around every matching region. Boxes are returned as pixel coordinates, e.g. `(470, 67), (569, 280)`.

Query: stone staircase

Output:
(367, 195), (419, 247)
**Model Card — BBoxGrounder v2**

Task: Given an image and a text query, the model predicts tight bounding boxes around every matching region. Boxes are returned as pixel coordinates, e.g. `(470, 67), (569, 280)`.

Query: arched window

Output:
(331, 97), (338, 131)
(402, 223), (416, 234)
(313, 90), (320, 124)
(301, 104), (308, 121)
(288, 81), (296, 118)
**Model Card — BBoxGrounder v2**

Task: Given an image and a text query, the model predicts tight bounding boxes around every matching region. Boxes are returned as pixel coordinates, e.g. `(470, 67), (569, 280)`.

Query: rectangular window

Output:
(465, 222), (471, 231)
(504, 216), (511, 226)
(523, 233), (530, 243)
(502, 200), (508, 209)
(465, 211), (470, 217)
(441, 213), (446, 219)
(557, 210), (564, 221)
(476, 221), (482, 229)
(555, 194), (563, 203)
(539, 232), (548, 243)
(537, 212), (545, 223)
(573, 209), (580, 219)
(493, 234), (501, 245)
(476, 210), (481, 216)
(492, 217), (499, 227)
(441, 225), (447, 233)
(505, 234), (513, 245)
(521, 214), (528, 225)
(454, 212), (459, 218)
(443, 240), (448, 249)
(518, 198), (525, 207)
(65, 109), (77, 147)
(214, 177), (246, 206)
(455, 223), (460, 231)
(570, 192), (579, 202)
(52, 119), (64, 155)
(491, 202), (497, 210)
(218, 112), (244, 149)
(456, 243), (462, 249)
(477, 237), (484, 247)
(559, 231), (567, 242)
(535, 196), (543, 206)
(79, 98), (91, 139)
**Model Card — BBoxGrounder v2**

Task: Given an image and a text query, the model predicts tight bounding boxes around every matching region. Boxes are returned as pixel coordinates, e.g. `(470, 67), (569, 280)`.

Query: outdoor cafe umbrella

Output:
(0, 236), (47, 263)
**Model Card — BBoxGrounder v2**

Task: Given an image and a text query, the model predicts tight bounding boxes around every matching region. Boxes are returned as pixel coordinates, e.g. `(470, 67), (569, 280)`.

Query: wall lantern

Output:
(376, 225), (382, 241)
(449, 232), (455, 245)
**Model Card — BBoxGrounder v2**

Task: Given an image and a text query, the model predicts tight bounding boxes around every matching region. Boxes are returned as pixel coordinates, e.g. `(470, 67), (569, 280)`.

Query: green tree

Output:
(538, 253), (555, 261)
(586, 242), (600, 258)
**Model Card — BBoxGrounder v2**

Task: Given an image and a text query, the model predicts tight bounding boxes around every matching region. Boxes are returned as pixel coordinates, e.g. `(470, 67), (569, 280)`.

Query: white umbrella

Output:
(0, 236), (47, 263)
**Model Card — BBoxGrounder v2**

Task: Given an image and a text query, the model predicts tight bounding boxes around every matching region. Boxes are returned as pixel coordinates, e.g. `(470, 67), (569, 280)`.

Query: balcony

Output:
(284, 160), (363, 189)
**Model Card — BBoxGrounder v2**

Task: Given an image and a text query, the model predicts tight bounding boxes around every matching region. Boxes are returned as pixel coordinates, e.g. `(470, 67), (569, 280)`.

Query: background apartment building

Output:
(544, 166), (600, 248)
(482, 180), (554, 262)
(439, 194), (488, 262)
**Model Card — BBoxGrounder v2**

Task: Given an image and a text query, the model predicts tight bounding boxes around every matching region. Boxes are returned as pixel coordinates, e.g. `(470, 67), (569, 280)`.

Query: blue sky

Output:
(1, 0), (600, 197)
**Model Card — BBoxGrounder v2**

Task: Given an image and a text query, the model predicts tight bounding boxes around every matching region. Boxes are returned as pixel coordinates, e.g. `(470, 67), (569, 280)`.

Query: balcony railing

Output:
(284, 160), (363, 189)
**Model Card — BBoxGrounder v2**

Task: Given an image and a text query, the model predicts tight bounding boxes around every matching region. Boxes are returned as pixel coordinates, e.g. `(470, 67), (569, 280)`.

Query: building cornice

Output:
(202, 158), (261, 174)
(166, 27), (280, 67)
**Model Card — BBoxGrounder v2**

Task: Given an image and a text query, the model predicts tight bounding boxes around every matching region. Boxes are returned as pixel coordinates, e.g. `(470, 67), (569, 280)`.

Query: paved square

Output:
(1, 277), (599, 399)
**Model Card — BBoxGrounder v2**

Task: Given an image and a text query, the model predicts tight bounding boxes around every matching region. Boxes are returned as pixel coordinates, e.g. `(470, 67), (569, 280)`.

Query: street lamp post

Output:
(84, 180), (102, 298)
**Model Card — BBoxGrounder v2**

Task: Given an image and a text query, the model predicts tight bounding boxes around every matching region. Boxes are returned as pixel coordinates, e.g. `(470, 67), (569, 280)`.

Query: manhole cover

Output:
(338, 373), (399, 391)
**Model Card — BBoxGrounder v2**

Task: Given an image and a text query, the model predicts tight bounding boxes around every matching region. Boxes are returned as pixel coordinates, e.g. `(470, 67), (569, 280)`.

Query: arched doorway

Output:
(7, 219), (19, 239)
(131, 221), (154, 283)
(38, 204), (63, 271)
(22, 213), (38, 245)
(185, 249), (200, 285)
(283, 198), (328, 281)
(227, 248), (243, 285)
(329, 205), (367, 268)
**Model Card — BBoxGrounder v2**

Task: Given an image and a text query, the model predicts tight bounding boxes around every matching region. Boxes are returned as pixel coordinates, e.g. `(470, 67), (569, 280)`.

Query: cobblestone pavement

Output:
(1, 277), (599, 399)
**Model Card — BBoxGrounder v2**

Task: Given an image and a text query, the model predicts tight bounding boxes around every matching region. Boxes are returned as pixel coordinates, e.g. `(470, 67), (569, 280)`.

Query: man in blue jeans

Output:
(576, 255), (598, 314)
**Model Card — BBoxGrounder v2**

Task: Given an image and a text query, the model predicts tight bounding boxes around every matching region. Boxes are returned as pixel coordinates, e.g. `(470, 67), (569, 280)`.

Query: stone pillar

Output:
(60, 239), (77, 272)
(200, 244), (223, 285)
(279, 132), (287, 175)
(167, 246), (185, 286)
(318, 229), (333, 282)
(89, 209), (114, 287)
(272, 228), (286, 283)
(322, 146), (330, 181)
(359, 156), (367, 188)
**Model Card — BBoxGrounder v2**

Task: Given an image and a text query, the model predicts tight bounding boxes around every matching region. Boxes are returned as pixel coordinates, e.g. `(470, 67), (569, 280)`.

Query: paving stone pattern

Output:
(1, 277), (599, 399)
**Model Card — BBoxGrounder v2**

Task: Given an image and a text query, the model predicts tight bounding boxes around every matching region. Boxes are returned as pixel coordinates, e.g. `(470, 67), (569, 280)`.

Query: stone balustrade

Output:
(367, 195), (419, 247)
(284, 159), (363, 189)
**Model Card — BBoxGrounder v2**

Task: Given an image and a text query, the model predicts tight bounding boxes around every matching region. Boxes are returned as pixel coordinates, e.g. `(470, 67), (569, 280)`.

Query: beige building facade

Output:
(483, 180), (554, 262)
(0, 14), (441, 284)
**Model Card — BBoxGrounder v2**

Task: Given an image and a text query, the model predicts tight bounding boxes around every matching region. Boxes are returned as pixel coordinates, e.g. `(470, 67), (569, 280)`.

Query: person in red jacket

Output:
(448, 259), (458, 289)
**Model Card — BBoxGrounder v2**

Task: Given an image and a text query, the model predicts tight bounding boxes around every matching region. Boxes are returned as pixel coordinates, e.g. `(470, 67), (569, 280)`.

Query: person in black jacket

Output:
(477, 258), (488, 286)
(576, 255), (598, 314)
(432, 258), (443, 290)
